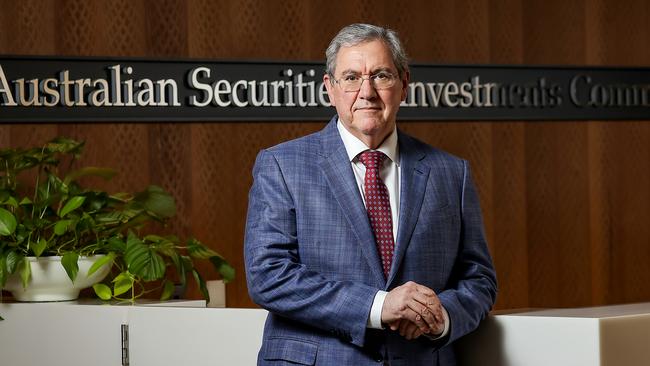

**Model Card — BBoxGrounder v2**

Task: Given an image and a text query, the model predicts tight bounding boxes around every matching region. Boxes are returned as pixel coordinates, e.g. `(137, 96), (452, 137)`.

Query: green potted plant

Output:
(0, 137), (234, 309)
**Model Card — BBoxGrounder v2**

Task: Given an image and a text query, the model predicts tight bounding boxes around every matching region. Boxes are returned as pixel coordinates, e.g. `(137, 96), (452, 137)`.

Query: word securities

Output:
(2, 64), (650, 109)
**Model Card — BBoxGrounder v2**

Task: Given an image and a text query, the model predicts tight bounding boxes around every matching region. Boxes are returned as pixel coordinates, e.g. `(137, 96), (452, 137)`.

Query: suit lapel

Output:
(387, 132), (430, 285)
(318, 119), (386, 287)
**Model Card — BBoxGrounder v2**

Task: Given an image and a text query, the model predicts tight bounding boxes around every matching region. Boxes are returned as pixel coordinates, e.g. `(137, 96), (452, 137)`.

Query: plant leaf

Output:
(31, 238), (47, 257)
(61, 251), (79, 282)
(6, 251), (22, 274)
(93, 283), (112, 301)
(112, 271), (130, 282)
(19, 197), (32, 205)
(167, 251), (182, 281)
(210, 256), (236, 283)
(59, 196), (86, 218)
(106, 237), (126, 253)
(53, 219), (73, 236)
(87, 252), (115, 277)
(188, 239), (234, 282)
(0, 207), (17, 236)
(192, 269), (210, 302)
(154, 238), (177, 257)
(177, 255), (192, 287)
(113, 277), (133, 297)
(144, 234), (166, 242)
(124, 233), (165, 281)
(84, 191), (109, 211)
(64, 167), (116, 185)
(19, 257), (31, 288)
(94, 211), (122, 225)
(47, 173), (67, 197)
(135, 186), (176, 218)
(45, 137), (84, 156)
(187, 239), (220, 259)
(0, 189), (9, 202)
(160, 280), (175, 301)
(3, 196), (18, 208)
(0, 253), (7, 288)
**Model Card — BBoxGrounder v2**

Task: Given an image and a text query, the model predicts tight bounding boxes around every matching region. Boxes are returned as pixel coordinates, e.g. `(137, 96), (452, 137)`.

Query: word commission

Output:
(1, 64), (650, 109)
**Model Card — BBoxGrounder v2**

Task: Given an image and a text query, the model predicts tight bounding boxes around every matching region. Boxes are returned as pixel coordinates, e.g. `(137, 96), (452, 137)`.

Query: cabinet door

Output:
(0, 303), (127, 366)
(128, 307), (267, 366)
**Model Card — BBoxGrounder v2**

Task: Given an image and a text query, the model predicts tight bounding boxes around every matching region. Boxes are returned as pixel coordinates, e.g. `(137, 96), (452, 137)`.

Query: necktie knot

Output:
(358, 150), (386, 171)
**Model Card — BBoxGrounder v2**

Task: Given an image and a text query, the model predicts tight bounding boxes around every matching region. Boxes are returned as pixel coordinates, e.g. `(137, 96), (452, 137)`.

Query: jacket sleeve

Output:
(244, 149), (378, 347)
(436, 160), (498, 346)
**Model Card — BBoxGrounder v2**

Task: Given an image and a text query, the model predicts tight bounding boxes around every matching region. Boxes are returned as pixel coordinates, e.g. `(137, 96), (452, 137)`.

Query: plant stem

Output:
(31, 164), (41, 220)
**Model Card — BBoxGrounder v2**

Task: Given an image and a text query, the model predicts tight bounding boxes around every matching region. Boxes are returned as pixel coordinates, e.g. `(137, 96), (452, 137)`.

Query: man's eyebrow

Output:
(371, 67), (396, 74)
(339, 69), (360, 76)
(339, 67), (395, 76)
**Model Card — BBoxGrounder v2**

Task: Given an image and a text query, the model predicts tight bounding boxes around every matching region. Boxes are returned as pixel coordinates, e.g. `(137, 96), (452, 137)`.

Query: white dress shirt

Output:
(336, 120), (449, 339)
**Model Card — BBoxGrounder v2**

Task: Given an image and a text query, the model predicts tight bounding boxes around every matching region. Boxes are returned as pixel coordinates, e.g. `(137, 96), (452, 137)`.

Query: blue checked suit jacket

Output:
(245, 118), (497, 366)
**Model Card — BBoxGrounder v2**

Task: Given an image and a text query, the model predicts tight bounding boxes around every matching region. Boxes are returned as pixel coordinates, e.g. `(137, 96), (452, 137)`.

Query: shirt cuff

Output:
(437, 305), (451, 338)
(367, 290), (388, 329)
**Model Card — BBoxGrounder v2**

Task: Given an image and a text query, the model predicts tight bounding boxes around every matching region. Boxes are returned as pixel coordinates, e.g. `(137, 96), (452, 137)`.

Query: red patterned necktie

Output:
(358, 150), (394, 278)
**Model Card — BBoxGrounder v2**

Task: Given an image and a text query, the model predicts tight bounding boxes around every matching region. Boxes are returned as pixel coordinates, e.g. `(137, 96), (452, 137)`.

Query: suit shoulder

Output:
(264, 127), (323, 157)
(255, 126), (328, 169)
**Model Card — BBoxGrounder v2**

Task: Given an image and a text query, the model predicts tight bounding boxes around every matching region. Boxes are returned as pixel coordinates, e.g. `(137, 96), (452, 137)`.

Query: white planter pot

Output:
(3, 255), (111, 302)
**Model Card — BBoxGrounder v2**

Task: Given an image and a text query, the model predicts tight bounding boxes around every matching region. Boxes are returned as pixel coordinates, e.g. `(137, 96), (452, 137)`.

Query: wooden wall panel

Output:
(608, 122), (650, 303)
(522, 0), (590, 308)
(1, 0), (649, 311)
(488, 0), (529, 309)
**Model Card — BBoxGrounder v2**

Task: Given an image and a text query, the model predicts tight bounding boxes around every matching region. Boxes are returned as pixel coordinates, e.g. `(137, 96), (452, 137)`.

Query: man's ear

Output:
(400, 70), (410, 102)
(323, 74), (336, 107)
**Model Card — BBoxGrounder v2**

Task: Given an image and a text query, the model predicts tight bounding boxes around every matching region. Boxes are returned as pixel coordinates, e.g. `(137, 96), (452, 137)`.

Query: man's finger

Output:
(398, 319), (410, 337)
(414, 283), (436, 296)
(406, 299), (439, 333)
(411, 290), (440, 310)
(395, 320), (419, 340)
(402, 307), (430, 332)
(407, 321), (423, 340)
(409, 291), (445, 330)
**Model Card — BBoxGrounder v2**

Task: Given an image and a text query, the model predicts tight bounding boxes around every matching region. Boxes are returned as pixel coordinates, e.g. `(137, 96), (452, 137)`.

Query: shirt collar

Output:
(336, 118), (400, 165)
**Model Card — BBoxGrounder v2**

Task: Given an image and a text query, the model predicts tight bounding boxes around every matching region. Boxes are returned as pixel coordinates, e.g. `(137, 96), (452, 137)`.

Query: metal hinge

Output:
(121, 324), (130, 366)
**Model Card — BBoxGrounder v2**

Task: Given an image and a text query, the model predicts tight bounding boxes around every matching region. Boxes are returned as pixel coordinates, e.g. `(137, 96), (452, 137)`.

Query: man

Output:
(245, 23), (497, 365)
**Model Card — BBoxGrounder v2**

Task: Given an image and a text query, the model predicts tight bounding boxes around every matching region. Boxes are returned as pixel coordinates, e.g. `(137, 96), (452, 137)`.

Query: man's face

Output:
(324, 39), (409, 148)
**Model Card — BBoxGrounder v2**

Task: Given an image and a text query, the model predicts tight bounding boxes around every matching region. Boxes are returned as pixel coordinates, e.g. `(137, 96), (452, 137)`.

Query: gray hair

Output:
(325, 23), (409, 78)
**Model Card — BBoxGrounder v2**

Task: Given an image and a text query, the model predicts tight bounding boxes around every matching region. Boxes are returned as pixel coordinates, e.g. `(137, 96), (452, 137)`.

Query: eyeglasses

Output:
(332, 71), (398, 92)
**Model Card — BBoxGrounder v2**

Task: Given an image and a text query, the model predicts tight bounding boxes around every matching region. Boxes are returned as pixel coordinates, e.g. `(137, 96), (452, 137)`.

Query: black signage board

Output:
(1, 56), (649, 122)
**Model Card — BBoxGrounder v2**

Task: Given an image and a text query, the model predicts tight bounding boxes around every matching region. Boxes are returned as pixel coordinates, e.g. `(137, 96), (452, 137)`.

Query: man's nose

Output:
(358, 77), (378, 99)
